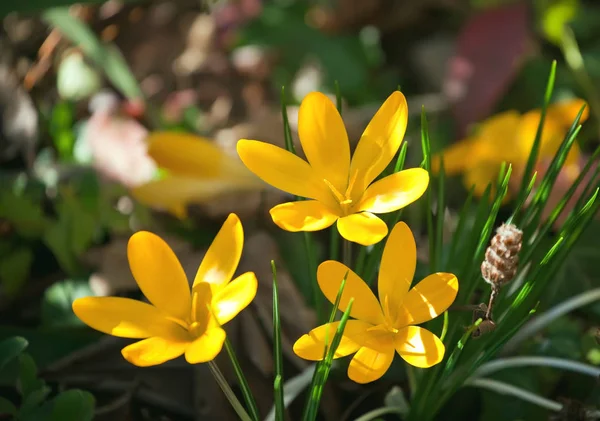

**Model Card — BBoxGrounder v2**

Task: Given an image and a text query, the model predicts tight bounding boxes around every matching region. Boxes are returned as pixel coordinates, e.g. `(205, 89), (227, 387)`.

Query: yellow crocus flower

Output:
(293, 222), (458, 384)
(435, 99), (588, 197)
(236, 91), (429, 246)
(72, 213), (257, 367)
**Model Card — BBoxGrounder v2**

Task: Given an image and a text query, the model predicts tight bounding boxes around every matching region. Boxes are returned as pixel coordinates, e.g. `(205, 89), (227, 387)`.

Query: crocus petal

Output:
(298, 92), (350, 193)
(463, 163), (502, 198)
(185, 327), (226, 364)
(394, 326), (444, 368)
(147, 132), (251, 179)
(270, 200), (339, 232)
(432, 138), (478, 175)
(237, 139), (334, 206)
(348, 338), (395, 384)
(378, 222), (416, 323)
(73, 296), (190, 339)
(128, 231), (191, 322)
(337, 212), (388, 246)
(132, 176), (262, 219)
(396, 273), (458, 327)
(358, 168), (429, 214)
(292, 320), (372, 361)
(349, 92), (408, 198)
(121, 336), (190, 367)
(194, 214), (243, 292)
(317, 261), (384, 325)
(212, 272), (258, 325)
(547, 98), (589, 127)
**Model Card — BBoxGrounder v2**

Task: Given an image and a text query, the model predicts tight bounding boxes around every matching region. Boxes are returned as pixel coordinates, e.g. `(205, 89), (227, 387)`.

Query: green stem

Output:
(223, 338), (260, 421)
(207, 361), (253, 421)
(343, 239), (352, 268)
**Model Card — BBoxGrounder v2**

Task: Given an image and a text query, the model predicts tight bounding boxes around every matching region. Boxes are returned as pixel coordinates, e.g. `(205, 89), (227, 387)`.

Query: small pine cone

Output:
(481, 223), (523, 287)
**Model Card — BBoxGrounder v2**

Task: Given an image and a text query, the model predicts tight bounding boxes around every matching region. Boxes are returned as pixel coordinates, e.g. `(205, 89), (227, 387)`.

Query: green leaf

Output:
(271, 261), (285, 421)
(17, 353), (45, 398)
(19, 385), (52, 416)
(42, 8), (143, 100)
(0, 396), (16, 416)
(0, 247), (33, 297)
(50, 390), (95, 421)
(41, 280), (95, 328)
(0, 337), (28, 371)
(0, 191), (48, 238)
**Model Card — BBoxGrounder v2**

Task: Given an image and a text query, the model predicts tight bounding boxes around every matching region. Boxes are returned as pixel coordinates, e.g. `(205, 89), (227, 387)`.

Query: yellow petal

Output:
(237, 139), (333, 206)
(72, 296), (189, 339)
(396, 273), (458, 327)
(292, 320), (372, 361)
(347, 337), (395, 384)
(337, 212), (388, 246)
(194, 213), (243, 292)
(432, 138), (478, 175)
(212, 272), (258, 325)
(298, 92), (351, 193)
(378, 222), (416, 323)
(132, 176), (262, 219)
(185, 327), (226, 364)
(477, 110), (521, 145)
(348, 92), (408, 198)
(463, 163), (502, 198)
(358, 168), (429, 214)
(547, 98), (589, 127)
(394, 326), (445, 368)
(317, 261), (384, 325)
(127, 232), (191, 322)
(147, 132), (250, 179)
(121, 336), (190, 367)
(270, 200), (339, 232)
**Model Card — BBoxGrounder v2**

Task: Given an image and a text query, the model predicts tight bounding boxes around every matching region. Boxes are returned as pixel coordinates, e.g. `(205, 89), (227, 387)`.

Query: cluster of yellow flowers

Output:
(73, 91), (458, 384)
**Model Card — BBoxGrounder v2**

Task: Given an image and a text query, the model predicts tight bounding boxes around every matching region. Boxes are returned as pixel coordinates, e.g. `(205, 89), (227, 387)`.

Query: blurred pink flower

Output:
(86, 94), (157, 187)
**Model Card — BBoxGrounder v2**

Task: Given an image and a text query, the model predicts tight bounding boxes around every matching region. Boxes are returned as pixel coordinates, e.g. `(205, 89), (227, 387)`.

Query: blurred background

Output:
(1, 0), (600, 420)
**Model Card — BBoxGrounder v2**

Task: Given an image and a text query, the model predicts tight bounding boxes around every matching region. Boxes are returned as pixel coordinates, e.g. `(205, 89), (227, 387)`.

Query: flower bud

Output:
(481, 223), (523, 287)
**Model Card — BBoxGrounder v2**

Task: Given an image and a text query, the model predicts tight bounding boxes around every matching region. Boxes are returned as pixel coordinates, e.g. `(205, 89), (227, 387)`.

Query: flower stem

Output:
(465, 378), (562, 412)
(207, 361), (253, 421)
(342, 239), (352, 268)
(223, 338), (261, 421)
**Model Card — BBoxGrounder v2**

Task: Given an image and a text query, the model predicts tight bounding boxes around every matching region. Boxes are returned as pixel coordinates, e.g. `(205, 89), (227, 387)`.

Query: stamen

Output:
(322, 178), (346, 203)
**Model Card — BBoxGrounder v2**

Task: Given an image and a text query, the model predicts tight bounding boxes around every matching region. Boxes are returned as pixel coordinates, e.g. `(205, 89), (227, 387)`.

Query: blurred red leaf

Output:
(444, 3), (531, 136)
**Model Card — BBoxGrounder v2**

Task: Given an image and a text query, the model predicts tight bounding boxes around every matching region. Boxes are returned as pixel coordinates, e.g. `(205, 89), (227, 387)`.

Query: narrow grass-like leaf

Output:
(43, 8), (142, 100)
(281, 86), (296, 155)
(394, 142), (409, 174)
(272, 260), (284, 420)
(516, 61), (556, 204)
(302, 271), (349, 421)
(421, 109), (436, 274)
(304, 299), (354, 421)
(507, 172), (537, 226)
(447, 186), (474, 266)
(435, 158), (446, 272)
(223, 338), (261, 421)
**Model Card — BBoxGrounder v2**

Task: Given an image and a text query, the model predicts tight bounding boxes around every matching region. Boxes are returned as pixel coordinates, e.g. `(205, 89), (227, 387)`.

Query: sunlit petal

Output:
(317, 261), (384, 325)
(121, 336), (190, 367)
(358, 169), (429, 214)
(432, 138), (478, 175)
(349, 92), (408, 198)
(132, 176), (262, 219)
(337, 212), (388, 246)
(185, 327), (226, 364)
(270, 200), (339, 232)
(348, 337), (395, 384)
(396, 273), (458, 327)
(292, 320), (372, 361)
(463, 163), (502, 198)
(212, 272), (258, 325)
(547, 98), (589, 127)
(147, 132), (251, 179)
(298, 92), (350, 192)
(194, 214), (243, 292)
(394, 326), (445, 368)
(378, 222), (416, 323)
(73, 296), (189, 339)
(237, 139), (333, 205)
(127, 231), (191, 321)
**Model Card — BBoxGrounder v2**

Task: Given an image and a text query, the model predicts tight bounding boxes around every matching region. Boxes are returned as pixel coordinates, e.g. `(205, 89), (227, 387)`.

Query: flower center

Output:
(188, 321), (207, 338)
(323, 173), (359, 215)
